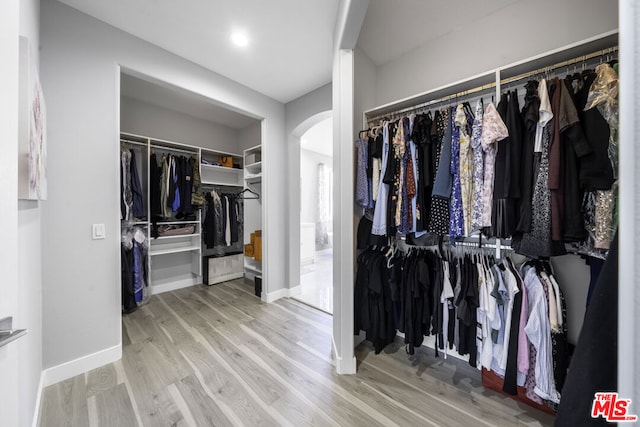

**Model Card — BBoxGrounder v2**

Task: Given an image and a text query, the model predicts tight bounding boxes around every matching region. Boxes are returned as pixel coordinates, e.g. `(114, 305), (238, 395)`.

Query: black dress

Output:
(516, 81), (540, 233)
(493, 91), (523, 238)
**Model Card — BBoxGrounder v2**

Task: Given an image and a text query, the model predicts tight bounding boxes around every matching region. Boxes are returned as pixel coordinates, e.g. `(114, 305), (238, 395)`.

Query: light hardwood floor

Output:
(38, 279), (555, 426)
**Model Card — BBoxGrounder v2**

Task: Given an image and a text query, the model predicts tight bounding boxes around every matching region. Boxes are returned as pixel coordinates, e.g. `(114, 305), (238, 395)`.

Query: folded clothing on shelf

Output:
(156, 224), (196, 237)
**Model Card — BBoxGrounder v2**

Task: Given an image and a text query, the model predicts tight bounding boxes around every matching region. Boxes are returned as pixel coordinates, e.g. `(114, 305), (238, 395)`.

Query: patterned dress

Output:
(393, 121), (406, 228)
(480, 103), (508, 228)
(449, 106), (464, 238)
(470, 100), (485, 231)
(457, 105), (474, 236)
(518, 122), (553, 257)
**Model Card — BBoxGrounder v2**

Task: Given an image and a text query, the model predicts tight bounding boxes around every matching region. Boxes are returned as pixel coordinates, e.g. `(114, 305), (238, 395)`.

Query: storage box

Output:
(253, 230), (262, 262)
(206, 253), (243, 285)
(244, 244), (254, 257)
(246, 153), (261, 165)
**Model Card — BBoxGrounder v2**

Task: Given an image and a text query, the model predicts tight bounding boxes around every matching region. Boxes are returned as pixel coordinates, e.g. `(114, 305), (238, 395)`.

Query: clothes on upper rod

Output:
(358, 62), (619, 259)
(120, 146), (146, 221)
(354, 245), (568, 411)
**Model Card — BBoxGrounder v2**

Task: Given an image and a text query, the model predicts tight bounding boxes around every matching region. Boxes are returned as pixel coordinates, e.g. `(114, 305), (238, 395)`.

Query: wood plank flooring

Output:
(38, 279), (555, 426)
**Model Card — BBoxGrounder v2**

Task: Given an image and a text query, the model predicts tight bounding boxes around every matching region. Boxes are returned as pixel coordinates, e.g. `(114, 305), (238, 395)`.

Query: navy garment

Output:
(121, 245), (136, 313)
(130, 150), (146, 219)
(432, 108), (454, 198)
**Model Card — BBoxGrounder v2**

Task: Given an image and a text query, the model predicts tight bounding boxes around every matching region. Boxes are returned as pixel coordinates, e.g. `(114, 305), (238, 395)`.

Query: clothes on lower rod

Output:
(354, 246), (568, 411)
(121, 227), (148, 313)
(203, 190), (240, 249)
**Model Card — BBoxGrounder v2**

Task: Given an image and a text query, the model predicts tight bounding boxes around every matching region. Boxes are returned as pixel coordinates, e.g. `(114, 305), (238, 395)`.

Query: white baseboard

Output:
(31, 371), (45, 427)
(332, 336), (357, 375)
(263, 285), (302, 302)
(152, 277), (199, 294)
(42, 344), (121, 387)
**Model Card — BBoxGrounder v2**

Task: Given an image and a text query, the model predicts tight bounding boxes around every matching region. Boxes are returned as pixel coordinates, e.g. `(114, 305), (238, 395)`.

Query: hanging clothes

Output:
(355, 134), (370, 208)
(428, 110), (450, 234)
(480, 103), (508, 229)
(449, 107), (464, 239)
(372, 123), (391, 236)
(516, 81), (540, 234)
(120, 148), (133, 221)
(457, 104), (474, 236)
(493, 90), (522, 238)
(202, 190), (240, 249)
(121, 227), (148, 313)
(470, 99), (485, 231)
(130, 149), (146, 220)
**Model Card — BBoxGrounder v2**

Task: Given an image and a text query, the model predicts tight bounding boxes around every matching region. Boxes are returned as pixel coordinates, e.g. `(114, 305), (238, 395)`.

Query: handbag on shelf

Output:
(219, 156), (234, 168)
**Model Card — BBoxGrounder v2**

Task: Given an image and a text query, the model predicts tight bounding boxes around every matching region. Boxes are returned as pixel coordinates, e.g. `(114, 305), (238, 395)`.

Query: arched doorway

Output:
(295, 117), (333, 313)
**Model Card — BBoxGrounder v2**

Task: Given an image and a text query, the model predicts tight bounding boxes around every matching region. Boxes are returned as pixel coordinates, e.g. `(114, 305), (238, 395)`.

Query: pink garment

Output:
(480, 103), (509, 227)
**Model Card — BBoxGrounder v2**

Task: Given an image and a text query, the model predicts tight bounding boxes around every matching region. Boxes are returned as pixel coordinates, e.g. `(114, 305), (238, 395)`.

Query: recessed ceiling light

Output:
(230, 31), (249, 48)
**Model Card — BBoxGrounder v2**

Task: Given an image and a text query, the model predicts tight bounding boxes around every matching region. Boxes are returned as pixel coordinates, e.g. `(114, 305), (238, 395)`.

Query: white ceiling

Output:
(301, 117), (333, 157)
(58, 0), (340, 104)
(357, 0), (521, 66)
(121, 72), (258, 129)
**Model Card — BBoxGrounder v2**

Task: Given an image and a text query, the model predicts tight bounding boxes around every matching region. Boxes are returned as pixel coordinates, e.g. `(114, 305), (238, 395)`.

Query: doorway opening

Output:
(293, 117), (333, 313)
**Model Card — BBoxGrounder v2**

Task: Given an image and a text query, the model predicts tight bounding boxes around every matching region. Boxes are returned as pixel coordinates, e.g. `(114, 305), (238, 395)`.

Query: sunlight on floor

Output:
(294, 248), (333, 314)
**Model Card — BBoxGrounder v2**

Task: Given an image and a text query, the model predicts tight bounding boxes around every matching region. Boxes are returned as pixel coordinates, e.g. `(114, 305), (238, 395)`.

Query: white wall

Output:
(17, 0), (44, 425)
(354, 46), (376, 131)
(120, 97), (241, 154)
(39, 0), (285, 377)
(238, 121), (262, 152)
(300, 149), (332, 225)
(374, 0), (619, 106)
(284, 84), (332, 290)
(0, 2), (21, 425)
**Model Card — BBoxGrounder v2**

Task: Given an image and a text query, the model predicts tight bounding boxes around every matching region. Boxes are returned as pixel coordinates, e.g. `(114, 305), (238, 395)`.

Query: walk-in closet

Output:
(354, 30), (620, 422)
(119, 72), (264, 310)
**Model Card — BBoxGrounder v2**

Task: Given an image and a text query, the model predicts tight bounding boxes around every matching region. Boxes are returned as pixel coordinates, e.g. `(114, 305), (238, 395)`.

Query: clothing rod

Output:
(500, 45), (618, 87)
(366, 45), (618, 125)
(366, 83), (496, 124)
(448, 241), (513, 250)
(149, 143), (197, 155)
(120, 139), (148, 148)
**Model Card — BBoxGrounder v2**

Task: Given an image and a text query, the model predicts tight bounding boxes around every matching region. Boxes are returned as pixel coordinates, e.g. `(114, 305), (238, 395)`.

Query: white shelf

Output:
(244, 261), (262, 274)
(122, 221), (149, 226)
(156, 220), (200, 225)
(200, 147), (243, 158)
(150, 245), (201, 256)
(245, 161), (262, 172)
(201, 180), (244, 187)
(245, 175), (262, 184)
(201, 164), (243, 174)
(154, 233), (200, 240)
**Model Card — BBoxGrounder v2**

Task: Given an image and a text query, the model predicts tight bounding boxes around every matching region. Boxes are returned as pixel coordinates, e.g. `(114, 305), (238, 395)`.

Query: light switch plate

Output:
(92, 223), (105, 239)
